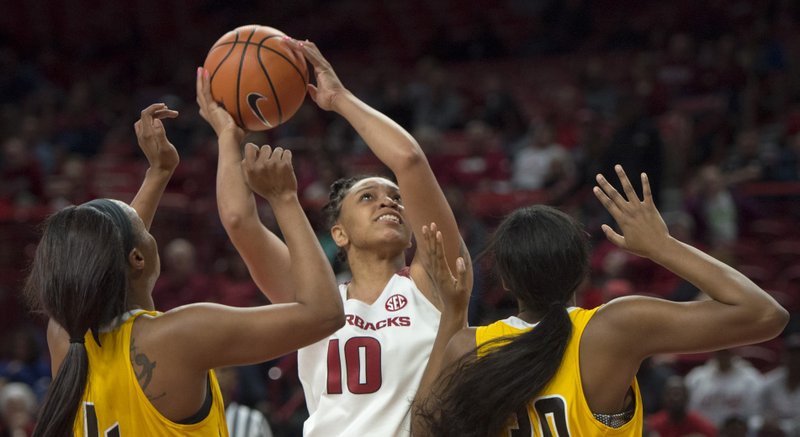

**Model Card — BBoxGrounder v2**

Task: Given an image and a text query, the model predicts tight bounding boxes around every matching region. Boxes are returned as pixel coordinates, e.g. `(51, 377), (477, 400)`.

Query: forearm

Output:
(216, 130), (258, 228)
(131, 167), (173, 230)
(216, 131), (296, 303)
(268, 195), (341, 317)
(413, 306), (467, 431)
(332, 92), (424, 170)
(653, 238), (781, 310)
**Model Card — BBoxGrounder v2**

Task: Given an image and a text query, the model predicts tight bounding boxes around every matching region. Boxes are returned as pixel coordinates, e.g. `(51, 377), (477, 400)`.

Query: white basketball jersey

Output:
(298, 268), (440, 437)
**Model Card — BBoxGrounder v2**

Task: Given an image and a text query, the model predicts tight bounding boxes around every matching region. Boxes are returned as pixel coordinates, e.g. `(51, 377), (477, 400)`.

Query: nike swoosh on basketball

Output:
(247, 92), (274, 128)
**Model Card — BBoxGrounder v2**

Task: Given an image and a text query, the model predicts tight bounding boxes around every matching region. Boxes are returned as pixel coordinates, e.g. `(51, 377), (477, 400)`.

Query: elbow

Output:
(319, 308), (346, 336)
(753, 302), (790, 341)
(317, 297), (346, 335)
(219, 210), (246, 231)
(765, 304), (790, 337)
(395, 147), (427, 172)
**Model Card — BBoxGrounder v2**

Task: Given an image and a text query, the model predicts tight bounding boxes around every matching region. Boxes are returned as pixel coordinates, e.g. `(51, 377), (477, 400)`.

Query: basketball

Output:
(203, 25), (309, 131)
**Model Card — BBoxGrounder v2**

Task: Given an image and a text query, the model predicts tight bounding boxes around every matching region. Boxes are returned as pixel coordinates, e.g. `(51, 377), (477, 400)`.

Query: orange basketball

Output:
(204, 25), (308, 131)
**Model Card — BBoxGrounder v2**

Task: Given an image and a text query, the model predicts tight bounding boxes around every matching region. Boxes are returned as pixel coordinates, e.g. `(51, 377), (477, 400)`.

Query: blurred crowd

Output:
(2, 0), (800, 435)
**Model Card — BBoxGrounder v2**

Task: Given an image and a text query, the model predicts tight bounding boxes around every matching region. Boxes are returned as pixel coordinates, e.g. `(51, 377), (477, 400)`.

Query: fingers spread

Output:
(615, 165), (640, 203)
(601, 224), (626, 248)
(641, 173), (653, 205)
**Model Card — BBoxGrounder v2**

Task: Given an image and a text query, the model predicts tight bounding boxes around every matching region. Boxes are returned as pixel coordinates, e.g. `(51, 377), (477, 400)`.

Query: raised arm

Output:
(590, 165), (789, 360)
(293, 40), (472, 306)
(164, 144), (343, 370)
(196, 67), (295, 304)
(412, 223), (470, 435)
(130, 103), (179, 229)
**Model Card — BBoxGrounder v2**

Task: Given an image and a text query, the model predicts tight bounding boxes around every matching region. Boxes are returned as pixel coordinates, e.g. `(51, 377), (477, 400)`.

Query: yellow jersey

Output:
(73, 310), (229, 437)
(475, 307), (643, 437)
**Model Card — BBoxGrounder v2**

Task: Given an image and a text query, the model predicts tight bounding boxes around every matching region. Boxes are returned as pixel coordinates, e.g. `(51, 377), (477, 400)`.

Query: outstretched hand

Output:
(593, 165), (671, 259)
(134, 103), (179, 173)
(421, 223), (470, 312)
(286, 39), (348, 111)
(196, 66), (245, 139)
(242, 144), (298, 202)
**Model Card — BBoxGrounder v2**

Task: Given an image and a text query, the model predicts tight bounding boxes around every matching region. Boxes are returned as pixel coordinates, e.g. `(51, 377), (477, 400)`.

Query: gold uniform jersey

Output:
(475, 307), (643, 437)
(72, 310), (229, 437)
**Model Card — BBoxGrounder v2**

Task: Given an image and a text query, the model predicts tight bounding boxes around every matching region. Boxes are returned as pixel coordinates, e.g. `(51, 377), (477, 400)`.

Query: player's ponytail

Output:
(26, 200), (134, 436)
(417, 206), (588, 437)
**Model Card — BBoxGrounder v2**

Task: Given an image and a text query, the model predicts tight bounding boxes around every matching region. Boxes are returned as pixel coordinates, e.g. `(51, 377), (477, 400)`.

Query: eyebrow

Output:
(352, 183), (400, 195)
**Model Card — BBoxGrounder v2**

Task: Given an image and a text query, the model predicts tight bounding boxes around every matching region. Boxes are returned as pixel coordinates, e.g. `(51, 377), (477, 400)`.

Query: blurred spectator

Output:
(774, 131), (800, 181)
(0, 327), (49, 401)
(214, 250), (265, 308)
(217, 366), (274, 437)
(411, 63), (465, 131)
(685, 166), (739, 249)
(436, 120), (511, 191)
(637, 357), (677, 416)
(721, 128), (769, 185)
(151, 238), (215, 310)
(686, 350), (763, 428)
(442, 186), (489, 325)
(0, 382), (36, 437)
(45, 155), (96, 211)
(601, 94), (664, 204)
(477, 75), (527, 154)
(648, 375), (717, 437)
(718, 415), (749, 437)
(755, 334), (800, 436)
(0, 137), (45, 209)
(511, 122), (576, 196)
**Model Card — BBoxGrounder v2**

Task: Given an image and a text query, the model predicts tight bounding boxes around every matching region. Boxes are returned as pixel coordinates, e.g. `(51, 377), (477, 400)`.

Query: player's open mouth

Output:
(376, 213), (402, 224)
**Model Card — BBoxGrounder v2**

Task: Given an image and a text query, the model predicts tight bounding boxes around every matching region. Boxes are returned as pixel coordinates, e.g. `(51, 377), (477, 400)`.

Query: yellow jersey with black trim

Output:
(475, 307), (643, 436)
(72, 310), (229, 437)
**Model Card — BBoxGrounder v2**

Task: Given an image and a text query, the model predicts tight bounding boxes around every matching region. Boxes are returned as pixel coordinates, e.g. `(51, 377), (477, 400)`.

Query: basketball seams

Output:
(208, 34), (284, 50)
(256, 37), (283, 125)
(262, 46), (309, 86)
(235, 27), (258, 129)
(208, 32), (240, 84)
(204, 26), (307, 131)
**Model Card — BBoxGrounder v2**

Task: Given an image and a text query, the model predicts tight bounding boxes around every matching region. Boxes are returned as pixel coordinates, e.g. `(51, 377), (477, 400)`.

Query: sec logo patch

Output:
(385, 294), (408, 312)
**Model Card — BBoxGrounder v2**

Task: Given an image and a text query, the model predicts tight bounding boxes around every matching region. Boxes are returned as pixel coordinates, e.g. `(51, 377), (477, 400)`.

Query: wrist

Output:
(440, 310), (468, 331)
(330, 89), (355, 113)
(648, 236), (683, 265)
(265, 191), (300, 206)
(146, 166), (175, 179)
(220, 125), (245, 142)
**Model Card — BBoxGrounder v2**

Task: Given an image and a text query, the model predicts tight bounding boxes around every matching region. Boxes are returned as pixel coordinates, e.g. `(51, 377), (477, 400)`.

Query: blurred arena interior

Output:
(1, 1), (800, 435)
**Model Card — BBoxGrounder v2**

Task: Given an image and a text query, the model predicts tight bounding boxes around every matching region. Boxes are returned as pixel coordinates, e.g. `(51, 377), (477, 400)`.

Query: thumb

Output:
(307, 84), (319, 102)
(601, 224), (626, 248)
(243, 143), (258, 167)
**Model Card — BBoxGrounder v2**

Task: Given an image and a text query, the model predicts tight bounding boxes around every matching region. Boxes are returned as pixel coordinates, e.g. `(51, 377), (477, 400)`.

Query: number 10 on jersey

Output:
(327, 337), (382, 394)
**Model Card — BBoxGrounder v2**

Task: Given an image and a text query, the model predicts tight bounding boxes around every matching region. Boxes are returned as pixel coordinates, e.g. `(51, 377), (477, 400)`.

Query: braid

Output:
(322, 176), (365, 228)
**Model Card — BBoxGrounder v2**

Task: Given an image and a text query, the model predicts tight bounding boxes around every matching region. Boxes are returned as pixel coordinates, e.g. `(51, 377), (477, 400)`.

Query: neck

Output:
(126, 284), (155, 311)
(346, 251), (406, 303)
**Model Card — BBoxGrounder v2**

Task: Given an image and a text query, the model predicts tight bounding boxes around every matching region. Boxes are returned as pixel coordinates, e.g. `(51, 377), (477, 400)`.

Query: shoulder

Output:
(443, 327), (477, 367)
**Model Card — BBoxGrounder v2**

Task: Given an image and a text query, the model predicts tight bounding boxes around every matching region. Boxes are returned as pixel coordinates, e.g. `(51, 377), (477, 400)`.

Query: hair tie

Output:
(70, 337), (85, 344)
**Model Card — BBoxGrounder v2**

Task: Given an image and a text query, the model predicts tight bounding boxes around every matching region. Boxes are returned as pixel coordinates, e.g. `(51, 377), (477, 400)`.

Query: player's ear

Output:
(128, 248), (146, 270)
(331, 224), (349, 248)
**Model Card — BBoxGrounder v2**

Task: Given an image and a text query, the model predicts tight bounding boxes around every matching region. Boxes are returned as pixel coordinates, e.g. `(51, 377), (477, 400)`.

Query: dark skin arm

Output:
(412, 223), (470, 435)
(580, 165), (789, 413)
